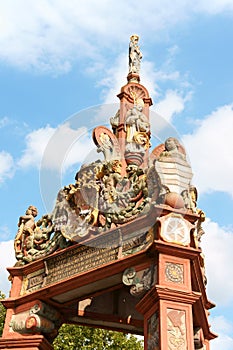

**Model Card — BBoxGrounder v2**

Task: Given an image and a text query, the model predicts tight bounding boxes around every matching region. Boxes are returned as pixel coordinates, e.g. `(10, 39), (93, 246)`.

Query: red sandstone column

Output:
(116, 81), (152, 170)
(137, 285), (199, 350)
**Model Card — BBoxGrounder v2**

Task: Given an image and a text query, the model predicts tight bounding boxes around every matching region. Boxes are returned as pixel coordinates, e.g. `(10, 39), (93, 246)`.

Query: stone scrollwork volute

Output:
(122, 265), (155, 296)
(10, 301), (61, 341)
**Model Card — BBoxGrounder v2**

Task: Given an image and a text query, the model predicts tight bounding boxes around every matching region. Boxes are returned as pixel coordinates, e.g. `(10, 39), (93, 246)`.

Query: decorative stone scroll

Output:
(10, 301), (61, 339)
(122, 264), (157, 297)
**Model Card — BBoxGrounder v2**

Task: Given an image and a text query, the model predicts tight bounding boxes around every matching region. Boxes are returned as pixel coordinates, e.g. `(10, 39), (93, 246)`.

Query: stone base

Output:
(127, 72), (140, 83)
(0, 335), (53, 350)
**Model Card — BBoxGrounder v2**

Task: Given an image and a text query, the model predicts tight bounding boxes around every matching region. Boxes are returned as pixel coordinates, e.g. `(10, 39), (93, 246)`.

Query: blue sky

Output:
(0, 1), (233, 348)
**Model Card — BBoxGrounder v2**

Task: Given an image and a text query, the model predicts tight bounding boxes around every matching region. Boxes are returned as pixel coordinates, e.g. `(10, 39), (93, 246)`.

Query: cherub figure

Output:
(14, 205), (38, 259)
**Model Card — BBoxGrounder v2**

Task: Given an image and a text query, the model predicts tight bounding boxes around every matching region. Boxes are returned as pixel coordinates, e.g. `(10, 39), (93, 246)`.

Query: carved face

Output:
(165, 137), (178, 151)
(136, 104), (143, 112)
(131, 35), (139, 43)
(27, 206), (38, 217)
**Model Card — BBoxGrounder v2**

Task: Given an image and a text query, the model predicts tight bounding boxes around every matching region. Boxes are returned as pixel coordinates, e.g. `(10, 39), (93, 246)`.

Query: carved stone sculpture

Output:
(158, 137), (185, 160)
(129, 34), (142, 75)
(122, 265), (156, 297)
(125, 104), (150, 142)
(14, 205), (38, 260)
(10, 301), (61, 342)
(154, 138), (193, 204)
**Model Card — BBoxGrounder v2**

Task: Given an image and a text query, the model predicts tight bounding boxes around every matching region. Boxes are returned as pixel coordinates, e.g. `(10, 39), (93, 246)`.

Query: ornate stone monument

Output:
(0, 36), (216, 350)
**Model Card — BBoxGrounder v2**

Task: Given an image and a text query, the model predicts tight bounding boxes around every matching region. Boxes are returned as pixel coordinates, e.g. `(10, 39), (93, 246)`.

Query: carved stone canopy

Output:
(13, 37), (201, 269)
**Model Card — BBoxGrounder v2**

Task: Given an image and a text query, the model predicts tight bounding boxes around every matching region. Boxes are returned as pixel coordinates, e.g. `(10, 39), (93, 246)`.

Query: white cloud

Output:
(97, 53), (128, 104)
(194, 0), (233, 14)
(200, 219), (233, 350)
(210, 316), (233, 350)
(183, 104), (233, 197)
(0, 226), (11, 241)
(201, 218), (233, 306)
(40, 123), (93, 171)
(18, 123), (95, 172)
(212, 334), (233, 350)
(155, 89), (190, 122)
(211, 315), (233, 334)
(98, 48), (191, 125)
(62, 130), (96, 172)
(18, 125), (55, 169)
(0, 151), (15, 183)
(0, 1), (232, 74)
(0, 240), (15, 295)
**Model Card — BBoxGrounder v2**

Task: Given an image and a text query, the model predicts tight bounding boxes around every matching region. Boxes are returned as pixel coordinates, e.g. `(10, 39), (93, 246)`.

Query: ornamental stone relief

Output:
(148, 311), (159, 350)
(165, 262), (184, 284)
(167, 309), (187, 350)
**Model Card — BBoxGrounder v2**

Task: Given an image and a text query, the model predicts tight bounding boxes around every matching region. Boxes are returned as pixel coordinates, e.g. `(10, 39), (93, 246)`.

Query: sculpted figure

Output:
(14, 205), (38, 259)
(22, 214), (68, 263)
(129, 34), (142, 74)
(96, 132), (120, 161)
(100, 161), (123, 208)
(125, 103), (150, 143)
(97, 133), (114, 161)
(181, 186), (197, 213)
(18, 205), (38, 231)
(158, 137), (185, 160)
(34, 215), (54, 250)
(22, 235), (38, 263)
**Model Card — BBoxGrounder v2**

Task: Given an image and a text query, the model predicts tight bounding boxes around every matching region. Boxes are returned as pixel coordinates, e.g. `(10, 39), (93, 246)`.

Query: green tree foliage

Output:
(0, 292), (6, 337)
(53, 324), (143, 350)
